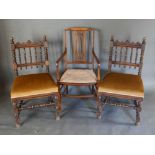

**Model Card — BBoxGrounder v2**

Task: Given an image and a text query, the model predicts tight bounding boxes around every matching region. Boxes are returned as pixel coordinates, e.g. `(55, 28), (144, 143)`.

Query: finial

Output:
(10, 37), (14, 44)
(111, 35), (114, 41)
(142, 37), (146, 44)
(44, 35), (47, 41)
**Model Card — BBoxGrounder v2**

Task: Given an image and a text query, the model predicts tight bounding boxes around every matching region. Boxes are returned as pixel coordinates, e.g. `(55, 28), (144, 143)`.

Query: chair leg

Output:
(92, 86), (94, 94)
(48, 96), (53, 103)
(135, 100), (142, 126)
(12, 101), (20, 128)
(56, 94), (61, 121)
(66, 86), (68, 94)
(96, 95), (102, 119)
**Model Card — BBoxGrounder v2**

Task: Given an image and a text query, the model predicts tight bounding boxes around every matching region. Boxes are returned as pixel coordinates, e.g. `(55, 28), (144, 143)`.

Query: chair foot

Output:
(96, 112), (102, 119)
(135, 100), (141, 126)
(16, 123), (21, 128)
(135, 121), (140, 126)
(13, 102), (20, 128)
(56, 93), (61, 121)
(56, 115), (60, 121)
(135, 113), (140, 126)
(97, 115), (102, 119)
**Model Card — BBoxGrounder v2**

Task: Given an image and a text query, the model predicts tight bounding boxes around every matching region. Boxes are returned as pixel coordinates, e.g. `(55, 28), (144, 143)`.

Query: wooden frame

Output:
(56, 27), (100, 111)
(10, 36), (61, 128)
(97, 36), (146, 125)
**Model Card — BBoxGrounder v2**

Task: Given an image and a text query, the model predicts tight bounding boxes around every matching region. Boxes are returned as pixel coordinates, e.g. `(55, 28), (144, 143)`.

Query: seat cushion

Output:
(11, 73), (58, 99)
(60, 69), (97, 84)
(98, 72), (144, 98)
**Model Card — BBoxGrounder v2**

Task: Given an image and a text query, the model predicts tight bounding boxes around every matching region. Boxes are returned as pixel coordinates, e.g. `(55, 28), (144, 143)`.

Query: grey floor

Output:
(0, 89), (155, 135)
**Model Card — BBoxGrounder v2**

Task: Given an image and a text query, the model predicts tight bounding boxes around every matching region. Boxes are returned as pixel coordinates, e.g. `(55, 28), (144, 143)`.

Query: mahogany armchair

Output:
(10, 36), (61, 128)
(56, 27), (100, 112)
(97, 36), (146, 125)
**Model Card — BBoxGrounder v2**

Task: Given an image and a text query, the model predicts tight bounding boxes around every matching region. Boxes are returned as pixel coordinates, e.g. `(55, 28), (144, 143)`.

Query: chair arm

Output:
(92, 51), (100, 81)
(56, 50), (67, 81)
(56, 50), (67, 64)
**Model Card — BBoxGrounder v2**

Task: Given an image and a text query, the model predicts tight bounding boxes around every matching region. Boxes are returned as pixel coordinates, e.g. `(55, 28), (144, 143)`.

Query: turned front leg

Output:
(56, 94), (61, 120)
(12, 101), (20, 128)
(135, 100), (142, 126)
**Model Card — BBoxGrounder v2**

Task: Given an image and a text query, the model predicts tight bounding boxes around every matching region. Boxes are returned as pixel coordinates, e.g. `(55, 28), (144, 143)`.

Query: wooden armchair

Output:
(56, 27), (100, 106)
(10, 36), (61, 128)
(97, 36), (146, 125)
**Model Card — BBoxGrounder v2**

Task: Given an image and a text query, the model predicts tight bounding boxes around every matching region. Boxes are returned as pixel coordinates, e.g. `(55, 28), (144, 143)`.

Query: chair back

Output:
(10, 36), (49, 76)
(64, 27), (95, 66)
(108, 36), (146, 76)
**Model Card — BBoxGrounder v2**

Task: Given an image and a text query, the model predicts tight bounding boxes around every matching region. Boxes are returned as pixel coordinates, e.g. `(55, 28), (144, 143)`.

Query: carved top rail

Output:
(10, 36), (49, 76)
(65, 27), (95, 31)
(113, 40), (142, 48)
(108, 36), (146, 76)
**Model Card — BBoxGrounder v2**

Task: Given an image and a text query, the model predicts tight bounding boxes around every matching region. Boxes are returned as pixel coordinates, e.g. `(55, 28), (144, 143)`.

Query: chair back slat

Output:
(129, 47), (133, 68)
(108, 36), (146, 76)
(114, 46), (117, 67)
(17, 48), (22, 69)
(124, 47), (128, 68)
(40, 47), (43, 67)
(134, 48), (138, 68)
(10, 36), (49, 76)
(119, 47), (123, 67)
(29, 48), (33, 68)
(23, 48), (27, 69)
(34, 47), (38, 68)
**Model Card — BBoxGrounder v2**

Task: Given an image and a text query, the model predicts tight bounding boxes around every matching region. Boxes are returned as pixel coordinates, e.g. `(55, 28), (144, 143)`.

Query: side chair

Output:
(97, 36), (146, 125)
(10, 36), (61, 128)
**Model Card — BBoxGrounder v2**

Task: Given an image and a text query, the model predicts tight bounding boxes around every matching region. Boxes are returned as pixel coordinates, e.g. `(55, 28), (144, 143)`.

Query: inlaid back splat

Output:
(72, 31), (87, 62)
(108, 36), (146, 75)
(10, 36), (49, 76)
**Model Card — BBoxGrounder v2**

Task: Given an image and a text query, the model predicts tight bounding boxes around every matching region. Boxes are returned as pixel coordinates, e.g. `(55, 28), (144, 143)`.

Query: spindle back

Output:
(10, 36), (49, 76)
(108, 36), (146, 76)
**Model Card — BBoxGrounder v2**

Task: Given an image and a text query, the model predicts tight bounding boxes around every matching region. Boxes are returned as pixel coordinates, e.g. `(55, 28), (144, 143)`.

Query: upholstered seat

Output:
(98, 72), (144, 98)
(60, 69), (97, 84)
(11, 73), (58, 99)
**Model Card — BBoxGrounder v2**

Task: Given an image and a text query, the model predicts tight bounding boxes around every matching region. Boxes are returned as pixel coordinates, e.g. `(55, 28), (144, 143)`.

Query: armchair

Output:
(56, 27), (100, 115)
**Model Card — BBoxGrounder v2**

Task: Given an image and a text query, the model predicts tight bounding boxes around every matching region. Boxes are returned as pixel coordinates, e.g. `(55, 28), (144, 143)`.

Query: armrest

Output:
(56, 50), (67, 64)
(92, 51), (100, 81)
(56, 50), (67, 81)
(92, 51), (100, 64)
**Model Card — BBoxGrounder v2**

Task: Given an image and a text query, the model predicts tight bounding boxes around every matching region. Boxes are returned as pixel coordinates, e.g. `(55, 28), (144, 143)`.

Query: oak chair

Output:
(56, 27), (100, 109)
(10, 36), (61, 128)
(97, 36), (146, 125)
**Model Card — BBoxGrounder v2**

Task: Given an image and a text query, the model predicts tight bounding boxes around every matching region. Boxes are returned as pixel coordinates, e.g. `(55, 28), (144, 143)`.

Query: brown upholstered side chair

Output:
(97, 36), (146, 125)
(56, 27), (100, 110)
(10, 36), (61, 128)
